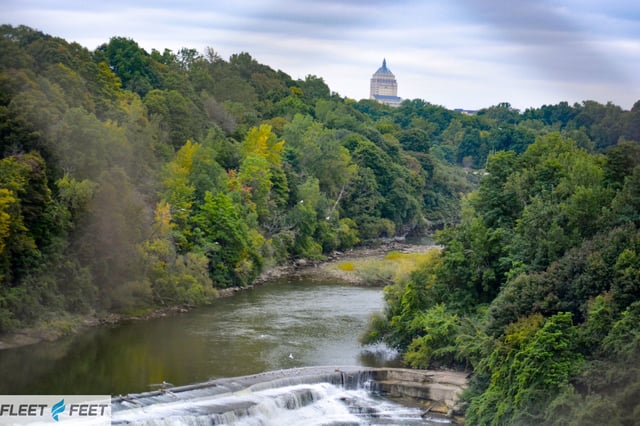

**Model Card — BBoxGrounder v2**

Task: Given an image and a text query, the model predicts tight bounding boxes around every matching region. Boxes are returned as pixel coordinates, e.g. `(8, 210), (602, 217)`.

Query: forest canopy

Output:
(365, 129), (640, 424)
(1, 24), (639, 423)
(0, 25), (476, 329)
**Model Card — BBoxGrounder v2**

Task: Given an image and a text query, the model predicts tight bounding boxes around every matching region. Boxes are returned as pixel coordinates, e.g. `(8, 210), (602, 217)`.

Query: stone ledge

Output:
(112, 366), (468, 419)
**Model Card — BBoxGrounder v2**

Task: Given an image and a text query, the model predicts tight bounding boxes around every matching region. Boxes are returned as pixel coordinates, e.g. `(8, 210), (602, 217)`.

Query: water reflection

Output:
(0, 278), (401, 395)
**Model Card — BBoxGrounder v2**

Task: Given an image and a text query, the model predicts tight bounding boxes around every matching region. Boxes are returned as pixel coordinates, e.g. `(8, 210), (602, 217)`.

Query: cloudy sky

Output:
(3, 0), (640, 110)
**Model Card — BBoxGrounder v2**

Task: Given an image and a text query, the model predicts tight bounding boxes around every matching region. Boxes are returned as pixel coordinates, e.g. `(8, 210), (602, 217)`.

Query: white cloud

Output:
(2, 0), (638, 109)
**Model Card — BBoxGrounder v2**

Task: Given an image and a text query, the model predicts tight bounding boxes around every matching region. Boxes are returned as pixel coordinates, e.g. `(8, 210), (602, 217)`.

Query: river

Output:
(0, 276), (401, 396)
(1, 275), (455, 424)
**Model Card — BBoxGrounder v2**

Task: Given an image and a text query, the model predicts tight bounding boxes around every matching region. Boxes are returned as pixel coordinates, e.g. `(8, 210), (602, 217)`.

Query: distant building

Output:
(370, 59), (402, 107)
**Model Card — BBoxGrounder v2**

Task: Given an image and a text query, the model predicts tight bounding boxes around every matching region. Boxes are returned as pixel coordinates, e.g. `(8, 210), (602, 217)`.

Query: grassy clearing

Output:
(333, 248), (440, 286)
(337, 262), (355, 271)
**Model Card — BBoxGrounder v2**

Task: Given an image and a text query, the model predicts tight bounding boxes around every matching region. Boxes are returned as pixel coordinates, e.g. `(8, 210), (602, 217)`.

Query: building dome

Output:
(374, 59), (394, 76)
(370, 59), (402, 106)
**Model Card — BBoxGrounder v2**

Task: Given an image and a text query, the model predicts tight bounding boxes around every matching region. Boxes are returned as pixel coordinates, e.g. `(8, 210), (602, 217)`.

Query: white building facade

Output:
(370, 59), (402, 107)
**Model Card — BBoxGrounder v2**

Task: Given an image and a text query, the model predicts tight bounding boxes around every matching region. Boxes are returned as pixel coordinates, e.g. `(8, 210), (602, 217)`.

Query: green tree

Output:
(144, 89), (206, 149)
(473, 150), (520, 228)
(286, 177), (324, 259)
(611, 248), (640, 310)
(0, 152), (58, 285)
(284, 116), (356, 199)
(95, 37), (159, 96)
(622, 101), (640, 142)
(609, 166), (640, 226)
(192, 191), (262, 287)
(298, 75), (330, 101)
(53, 107), (132, 180)
(468, 313), (583, 425)
(603, 141), (640, 189)
(404, 304), (461, 369)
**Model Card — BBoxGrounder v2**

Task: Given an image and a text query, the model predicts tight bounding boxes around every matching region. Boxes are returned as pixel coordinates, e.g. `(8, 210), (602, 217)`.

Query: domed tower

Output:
(370, 59), (402, 106)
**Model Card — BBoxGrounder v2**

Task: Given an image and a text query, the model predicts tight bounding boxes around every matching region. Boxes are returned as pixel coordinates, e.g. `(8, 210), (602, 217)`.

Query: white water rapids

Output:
(111, 368), (452, 425)
(112, 382), (449, 425)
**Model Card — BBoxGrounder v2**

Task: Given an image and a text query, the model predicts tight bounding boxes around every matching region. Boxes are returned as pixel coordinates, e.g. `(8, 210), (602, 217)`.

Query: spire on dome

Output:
(374, 58), (393, 76)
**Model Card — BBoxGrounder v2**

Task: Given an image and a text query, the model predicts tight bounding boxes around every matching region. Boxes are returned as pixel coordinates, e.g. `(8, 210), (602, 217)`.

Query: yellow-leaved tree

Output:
(236, 124), (289, 225)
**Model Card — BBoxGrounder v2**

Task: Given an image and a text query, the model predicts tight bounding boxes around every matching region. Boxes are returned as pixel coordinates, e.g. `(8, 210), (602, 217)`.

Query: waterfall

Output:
(111, 367), (454, 425)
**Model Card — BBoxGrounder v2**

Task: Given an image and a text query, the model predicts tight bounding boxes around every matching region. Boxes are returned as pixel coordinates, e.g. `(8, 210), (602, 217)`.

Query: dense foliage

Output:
(368, 132), (640, 422)
(2, 25), (639, 422)
(0, 25), (481, 330)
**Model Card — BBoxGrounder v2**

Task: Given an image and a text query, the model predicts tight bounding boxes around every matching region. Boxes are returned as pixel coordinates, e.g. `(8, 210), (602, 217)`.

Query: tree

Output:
(473, 150), (520, 228)
(298, 75), (330, 101)
(340, 166), (384, 239)
(604, 140), (640, 190)
(144, 89), (206, 149)
(95, 37), (159, 96)
(284, 116), (356, 199)
(191, 191), (262, 287)
(235, 124), (288, 224)
(404, 304), (461, 369)
(285, 177), (323, 258)
(53, 107), (132, 180)
(397, 128), (431, 152)
(72, 168), (151, 311)
(611, 248), (640, 310)
(435, 215), (512, 309)
(162, 140), (199, 249)
(0, 189), (19, 283)
(609, 166), (640, 226)
(0, 152), (58, 285)
(468, 313), (582, 425)
(622, 100), (640, 142)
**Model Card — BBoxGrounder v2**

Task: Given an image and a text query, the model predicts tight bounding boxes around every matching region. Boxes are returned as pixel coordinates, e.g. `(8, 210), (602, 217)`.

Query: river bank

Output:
(0, 240), (436, 350)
